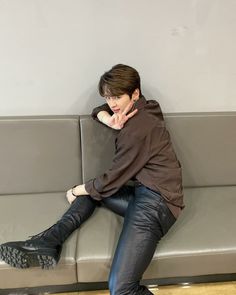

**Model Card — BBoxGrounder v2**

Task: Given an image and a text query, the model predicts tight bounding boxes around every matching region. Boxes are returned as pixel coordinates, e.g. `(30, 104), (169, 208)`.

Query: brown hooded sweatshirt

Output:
(85, 95), (185, 219)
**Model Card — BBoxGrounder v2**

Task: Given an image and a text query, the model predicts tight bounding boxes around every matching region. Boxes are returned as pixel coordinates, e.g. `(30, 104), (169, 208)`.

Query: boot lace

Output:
(28, 224), (55, 240)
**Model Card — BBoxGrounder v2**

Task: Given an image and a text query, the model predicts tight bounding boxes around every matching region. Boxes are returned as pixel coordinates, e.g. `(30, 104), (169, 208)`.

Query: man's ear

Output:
(132, 89), (140, 102)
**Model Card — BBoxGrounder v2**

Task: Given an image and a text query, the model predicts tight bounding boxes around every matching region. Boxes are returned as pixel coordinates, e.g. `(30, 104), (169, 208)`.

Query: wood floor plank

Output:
(56, 281), (236, 295)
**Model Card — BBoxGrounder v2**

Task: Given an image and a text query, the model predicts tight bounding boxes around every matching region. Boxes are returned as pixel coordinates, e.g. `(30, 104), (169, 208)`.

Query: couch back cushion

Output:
(0, 117), (81, 194)
(80, 116), (117, 183)
(80, 113), (236, 187)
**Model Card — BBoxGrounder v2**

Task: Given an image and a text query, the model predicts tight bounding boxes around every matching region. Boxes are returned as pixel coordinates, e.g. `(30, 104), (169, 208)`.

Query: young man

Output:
(0, 64), (184, 295)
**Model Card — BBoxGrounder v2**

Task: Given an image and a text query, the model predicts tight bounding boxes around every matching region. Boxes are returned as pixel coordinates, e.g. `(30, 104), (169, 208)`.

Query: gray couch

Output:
(0, 112), (236, 294)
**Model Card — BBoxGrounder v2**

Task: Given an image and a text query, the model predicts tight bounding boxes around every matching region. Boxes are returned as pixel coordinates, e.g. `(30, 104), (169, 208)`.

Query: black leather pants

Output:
(99, 184), (176, 295)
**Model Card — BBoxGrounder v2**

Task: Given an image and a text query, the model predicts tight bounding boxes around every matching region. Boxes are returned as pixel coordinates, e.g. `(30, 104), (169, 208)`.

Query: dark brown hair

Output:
(98, 64), (142, 98)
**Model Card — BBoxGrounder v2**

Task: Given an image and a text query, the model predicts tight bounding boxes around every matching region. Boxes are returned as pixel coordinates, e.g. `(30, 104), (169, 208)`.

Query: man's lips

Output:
(112, 109), (120, 113)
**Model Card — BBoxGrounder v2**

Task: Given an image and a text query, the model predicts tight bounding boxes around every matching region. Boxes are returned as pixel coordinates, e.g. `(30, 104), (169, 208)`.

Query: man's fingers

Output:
(126, 108), (138, 119)
(110, 108), (137, 129)
(122, 100), (134, 115)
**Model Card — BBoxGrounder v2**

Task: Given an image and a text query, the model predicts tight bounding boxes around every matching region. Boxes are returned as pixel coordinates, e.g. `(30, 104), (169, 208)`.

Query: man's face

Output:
(104, 89), (139, 114)
(104, 94), (132, 114)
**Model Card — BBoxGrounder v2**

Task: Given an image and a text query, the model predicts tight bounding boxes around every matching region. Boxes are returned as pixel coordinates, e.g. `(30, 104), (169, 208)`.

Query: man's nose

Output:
(110, 98), (117, 107)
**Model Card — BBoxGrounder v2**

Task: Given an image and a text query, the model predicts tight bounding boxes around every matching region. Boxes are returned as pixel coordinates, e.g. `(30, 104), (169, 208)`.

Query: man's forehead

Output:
(102, 85), (125, 98)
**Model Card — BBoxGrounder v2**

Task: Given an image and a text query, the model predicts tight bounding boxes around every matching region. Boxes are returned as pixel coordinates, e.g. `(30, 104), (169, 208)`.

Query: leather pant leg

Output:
(101, 185), (135, 217)
(108, 185), (177, 295)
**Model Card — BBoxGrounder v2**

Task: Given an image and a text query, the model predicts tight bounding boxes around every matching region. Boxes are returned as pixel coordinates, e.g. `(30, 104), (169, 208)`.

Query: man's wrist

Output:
(72, 185), (78, 197)
(72, 184), (89, 196)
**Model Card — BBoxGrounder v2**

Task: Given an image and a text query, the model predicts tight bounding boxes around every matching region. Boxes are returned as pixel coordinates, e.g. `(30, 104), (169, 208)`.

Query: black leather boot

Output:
(0, 196), (97, 269)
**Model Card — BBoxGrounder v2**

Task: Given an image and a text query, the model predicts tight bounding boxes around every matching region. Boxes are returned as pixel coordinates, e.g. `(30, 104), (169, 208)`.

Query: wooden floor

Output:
(56, 281), (236, 295)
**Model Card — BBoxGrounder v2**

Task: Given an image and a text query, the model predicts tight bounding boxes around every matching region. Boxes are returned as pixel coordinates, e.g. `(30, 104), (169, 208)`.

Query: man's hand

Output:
(66, 188), (77, 204)
(66, 184), (89, 204)
(107, 101), (138, 130)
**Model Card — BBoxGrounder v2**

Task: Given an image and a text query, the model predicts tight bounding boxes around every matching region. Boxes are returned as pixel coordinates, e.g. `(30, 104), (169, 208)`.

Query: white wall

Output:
(0, 0), (235, 115)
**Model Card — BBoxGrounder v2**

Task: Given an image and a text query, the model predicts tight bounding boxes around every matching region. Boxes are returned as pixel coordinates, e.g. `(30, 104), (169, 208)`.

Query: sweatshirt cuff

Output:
(85, 179), (102, 201)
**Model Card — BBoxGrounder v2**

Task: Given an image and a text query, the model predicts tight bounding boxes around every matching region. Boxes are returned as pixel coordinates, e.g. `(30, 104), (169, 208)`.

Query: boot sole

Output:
(0, 244), (58, 269)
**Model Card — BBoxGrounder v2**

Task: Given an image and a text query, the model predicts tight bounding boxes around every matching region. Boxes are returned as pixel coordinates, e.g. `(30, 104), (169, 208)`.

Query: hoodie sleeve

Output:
(84, 130), (150, 200)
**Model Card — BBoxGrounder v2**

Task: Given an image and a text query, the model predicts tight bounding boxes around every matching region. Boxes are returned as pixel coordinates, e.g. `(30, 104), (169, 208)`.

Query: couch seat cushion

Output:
(76, 186), (236, 282)
(0, 193), (78, 289)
